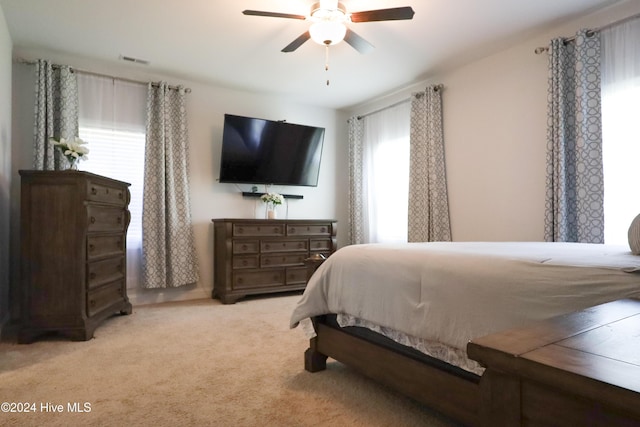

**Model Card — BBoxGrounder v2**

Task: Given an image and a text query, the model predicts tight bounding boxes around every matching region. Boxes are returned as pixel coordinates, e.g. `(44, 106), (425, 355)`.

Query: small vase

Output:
(67, 158), (78, 170)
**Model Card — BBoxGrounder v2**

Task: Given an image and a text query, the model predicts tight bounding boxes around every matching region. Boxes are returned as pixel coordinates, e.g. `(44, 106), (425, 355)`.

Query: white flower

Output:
(260, 192), (284, 205)
(50, 136), (90, 162)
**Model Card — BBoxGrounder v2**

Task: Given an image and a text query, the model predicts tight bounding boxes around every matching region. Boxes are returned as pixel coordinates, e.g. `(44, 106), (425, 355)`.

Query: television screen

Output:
(218, 114), (325, 187)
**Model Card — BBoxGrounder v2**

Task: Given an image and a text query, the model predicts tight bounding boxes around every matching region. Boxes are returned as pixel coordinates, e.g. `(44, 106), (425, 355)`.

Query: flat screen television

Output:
(218, 114), (325, 187)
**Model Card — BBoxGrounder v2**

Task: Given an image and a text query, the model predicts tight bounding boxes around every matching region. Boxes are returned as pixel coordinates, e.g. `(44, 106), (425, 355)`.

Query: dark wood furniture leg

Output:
(305, 317), (481, 426)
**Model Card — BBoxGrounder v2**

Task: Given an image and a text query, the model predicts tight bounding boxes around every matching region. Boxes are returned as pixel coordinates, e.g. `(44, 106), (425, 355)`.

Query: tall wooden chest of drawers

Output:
(212, 218), (337, 304)
(19, 170), (132, 343)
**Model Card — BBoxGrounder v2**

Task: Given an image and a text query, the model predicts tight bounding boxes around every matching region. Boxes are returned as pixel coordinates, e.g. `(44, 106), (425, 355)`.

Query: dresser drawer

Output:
(287, 224), (331, 236)
(87, 234), (125, 260)
(87, 181), (129, 206)
(87, 257), (125, 289)
(310, 239), (332, 252)
(232, 269), (284, 290)
(233, 255), (259, 269)
(285, 267), (307, 285)
(87, 205), (126, 232)
(87, 280), (124, 317)
(261, 239), (308, 253)
(261, 253), (306, 268)
(232, 240), (259, 254)
(233, 223), (285, 237)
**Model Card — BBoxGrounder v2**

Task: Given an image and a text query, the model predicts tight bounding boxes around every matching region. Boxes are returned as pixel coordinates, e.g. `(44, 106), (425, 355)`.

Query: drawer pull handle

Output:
(290, 227), (296, 233)
(237, 278), (243, 284)
(273, 227), (279, 233)
(117, 216), (122, 224)
(237, 227), (244, 234)
(273, 275), (279, 280)
(242, 260), (248, 266)
(90, 299), (96, 307)
(241, 244), (247, 251)
(90, 217), (96, 224)
(105, 188), (110, 194)
(89, 244), (95, 252)
(321, 227), (326, 233)
(265, 244), (270, 250)
(91, 187), (97, 195)
(90, 272), (96, 280)
(264, 259), (270, 265)
(118, 192), (123, 199)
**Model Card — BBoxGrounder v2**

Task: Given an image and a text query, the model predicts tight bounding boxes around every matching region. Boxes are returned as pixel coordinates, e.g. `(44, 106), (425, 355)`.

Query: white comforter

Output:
(290, 242), (640, 354)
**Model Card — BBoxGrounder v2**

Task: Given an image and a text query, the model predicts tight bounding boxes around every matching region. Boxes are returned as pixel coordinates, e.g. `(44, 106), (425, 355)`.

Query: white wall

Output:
(345, 0), (640, 242)
(9, 49), (348, 306)
(8, 0), (640, 307)
(0, 5), (12, 330)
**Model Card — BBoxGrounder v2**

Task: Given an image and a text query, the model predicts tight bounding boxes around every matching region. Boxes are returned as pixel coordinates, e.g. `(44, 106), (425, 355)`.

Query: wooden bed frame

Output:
(301, 260), (640, 427)
(301, 256), (482, 426)
(304, 315), (482, 426)
(303, 303), (640, 427)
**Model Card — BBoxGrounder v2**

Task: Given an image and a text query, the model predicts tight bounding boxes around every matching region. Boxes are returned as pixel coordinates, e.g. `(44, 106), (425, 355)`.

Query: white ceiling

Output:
(0, 0), (622, 109)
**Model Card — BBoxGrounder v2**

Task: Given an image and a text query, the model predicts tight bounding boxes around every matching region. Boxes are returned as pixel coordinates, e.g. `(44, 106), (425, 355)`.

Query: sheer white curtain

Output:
(361, 102), (411, 243)
(601, 18), (640, 245)
(76, 73), (147, 289)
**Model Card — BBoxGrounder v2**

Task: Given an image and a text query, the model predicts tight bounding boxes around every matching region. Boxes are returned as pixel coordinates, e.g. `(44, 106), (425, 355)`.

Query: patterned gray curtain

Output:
(347, 117), (365, 245)
(408, 85), (451, 242)
(142, 83), (199, 288)
(33, 59), (78, 170)
(544, 30), (604, 243)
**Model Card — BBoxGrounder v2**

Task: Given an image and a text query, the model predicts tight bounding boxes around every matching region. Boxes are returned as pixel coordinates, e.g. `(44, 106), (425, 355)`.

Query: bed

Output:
(289, 242), (640, 426)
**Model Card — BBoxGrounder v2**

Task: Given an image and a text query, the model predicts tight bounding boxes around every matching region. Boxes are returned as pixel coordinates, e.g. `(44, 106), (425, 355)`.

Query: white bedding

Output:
(290, 242), (640, 372)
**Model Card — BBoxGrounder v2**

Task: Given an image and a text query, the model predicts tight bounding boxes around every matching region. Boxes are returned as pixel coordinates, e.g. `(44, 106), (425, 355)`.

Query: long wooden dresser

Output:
(212, 218), (337, 304)
(19, 170), (132, 343)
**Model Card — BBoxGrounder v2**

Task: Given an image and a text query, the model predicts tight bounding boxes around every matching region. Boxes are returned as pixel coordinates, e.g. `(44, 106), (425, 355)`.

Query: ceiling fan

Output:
(243, 1), (415, 54)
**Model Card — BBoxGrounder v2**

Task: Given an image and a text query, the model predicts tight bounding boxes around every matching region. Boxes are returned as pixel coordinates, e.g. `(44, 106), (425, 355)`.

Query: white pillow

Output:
(628, 214), (640, 255)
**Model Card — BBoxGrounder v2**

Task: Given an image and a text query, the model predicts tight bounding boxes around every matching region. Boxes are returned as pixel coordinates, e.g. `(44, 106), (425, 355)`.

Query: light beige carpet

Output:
(0, 295), (460, 426)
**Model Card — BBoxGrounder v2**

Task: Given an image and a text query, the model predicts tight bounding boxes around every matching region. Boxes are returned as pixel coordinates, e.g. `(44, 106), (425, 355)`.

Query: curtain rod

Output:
(356, 98), (409, 120)
(15, 58), (191, 93)
(534, 11), (640, 54)
(356, 84), (443, 120)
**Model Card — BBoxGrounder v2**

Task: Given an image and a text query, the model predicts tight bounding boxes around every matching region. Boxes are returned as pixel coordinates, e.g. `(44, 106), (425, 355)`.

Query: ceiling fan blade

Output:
(243, 10), (306, 20)
(350, 7), (415, 23)
(343, 29), (375, 54)
(282, 31), (311, 52)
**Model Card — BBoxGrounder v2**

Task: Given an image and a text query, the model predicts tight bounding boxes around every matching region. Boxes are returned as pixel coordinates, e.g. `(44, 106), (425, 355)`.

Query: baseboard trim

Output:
(127, 286), (211, 307)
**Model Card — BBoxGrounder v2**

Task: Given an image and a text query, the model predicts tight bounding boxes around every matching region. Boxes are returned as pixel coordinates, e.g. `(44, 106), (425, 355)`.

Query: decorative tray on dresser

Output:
(212, 218), (337, 304)
(19, 170), (132, 343)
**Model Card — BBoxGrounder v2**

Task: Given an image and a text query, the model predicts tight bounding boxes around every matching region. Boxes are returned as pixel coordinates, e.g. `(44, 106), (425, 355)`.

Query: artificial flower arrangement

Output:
(50, 136), (90, 167)
(260, 192), (284, 206)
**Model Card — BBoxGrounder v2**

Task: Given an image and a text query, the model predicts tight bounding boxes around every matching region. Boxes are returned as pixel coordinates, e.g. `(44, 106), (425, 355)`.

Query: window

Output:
(601, 19), (640, 245)
(78, 127), (146, 242)
(77, 73), (147, 287)
(361, 102), (411, 243)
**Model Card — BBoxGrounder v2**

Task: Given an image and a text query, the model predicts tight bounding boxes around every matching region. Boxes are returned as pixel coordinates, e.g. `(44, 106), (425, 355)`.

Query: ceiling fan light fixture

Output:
(309, 21), (347, 46)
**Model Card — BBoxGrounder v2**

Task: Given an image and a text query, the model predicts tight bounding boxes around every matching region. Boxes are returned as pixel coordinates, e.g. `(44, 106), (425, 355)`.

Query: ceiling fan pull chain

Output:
(325, 44), (330, 86)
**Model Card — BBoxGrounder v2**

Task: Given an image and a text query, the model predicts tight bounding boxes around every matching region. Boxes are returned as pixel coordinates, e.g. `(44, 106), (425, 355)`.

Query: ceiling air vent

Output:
(119, 55), (149, 65)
